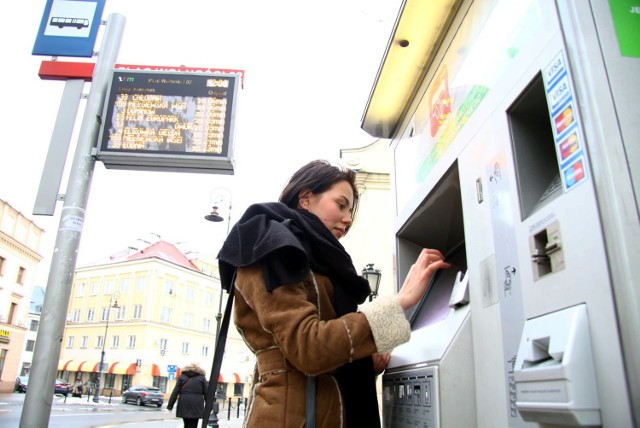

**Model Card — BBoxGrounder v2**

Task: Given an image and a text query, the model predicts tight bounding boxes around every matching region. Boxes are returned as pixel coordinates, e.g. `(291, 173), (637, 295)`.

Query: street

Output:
(0, 393), (244, 428)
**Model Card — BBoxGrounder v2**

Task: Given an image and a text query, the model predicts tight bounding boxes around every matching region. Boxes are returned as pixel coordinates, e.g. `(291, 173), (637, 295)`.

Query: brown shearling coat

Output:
(235, 264), (405, 428)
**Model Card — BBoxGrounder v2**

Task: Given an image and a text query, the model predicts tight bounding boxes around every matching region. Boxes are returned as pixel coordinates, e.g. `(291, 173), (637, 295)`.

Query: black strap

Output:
(201, 283), (234, 427)
(306, 375), (316, 428)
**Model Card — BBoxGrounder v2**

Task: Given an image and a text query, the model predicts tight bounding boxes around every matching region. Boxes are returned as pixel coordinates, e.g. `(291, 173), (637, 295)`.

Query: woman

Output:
(72, 378), (83, 398)
(167, 363), (208, 428)
(217, 160), (449, 427)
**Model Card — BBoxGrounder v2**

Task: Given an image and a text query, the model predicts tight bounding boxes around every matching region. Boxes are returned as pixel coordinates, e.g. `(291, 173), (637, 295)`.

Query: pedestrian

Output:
(217, 159), (450, 427)
(167, 362), (208, 428)
(72, 378), (83, 398)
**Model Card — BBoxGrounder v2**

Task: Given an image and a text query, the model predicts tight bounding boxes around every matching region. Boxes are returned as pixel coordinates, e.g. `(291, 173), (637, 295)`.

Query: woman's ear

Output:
(298, 190), (311, 209)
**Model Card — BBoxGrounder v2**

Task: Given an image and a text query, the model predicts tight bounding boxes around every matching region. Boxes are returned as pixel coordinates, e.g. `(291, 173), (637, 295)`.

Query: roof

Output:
(125, 240), (201, 272)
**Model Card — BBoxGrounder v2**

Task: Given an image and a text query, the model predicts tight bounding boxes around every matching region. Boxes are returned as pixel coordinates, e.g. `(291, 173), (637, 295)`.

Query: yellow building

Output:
(58, 240), (253, 400)
(0, 199), (44, 393)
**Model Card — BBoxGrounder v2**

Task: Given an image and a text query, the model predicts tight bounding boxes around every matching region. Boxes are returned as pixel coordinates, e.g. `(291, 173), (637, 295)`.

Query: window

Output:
(72, 309), (81, 322)
(153, 376), (168, 393)
(160, 307), (171, 323)
(234, 383), (245, 397)
(205, 292), (213, 306)
(136, 276), (147, 291)
(120, 278), (130, 293)
(67, 336), (75, 348)
(0, 256), (5, 276)
(128, 335), (136, 348)
(181, 342), (190, 354)
(29, 320), (39, 332)
(164, 279), (175, 295)
(81, 336), (88, 348)
(86, 309), (95, 321)
(111, 335), (119, 348)
(160, 338), (168, 351)
(0, 350), (7, 377)
(90, 282), (99, 295)
(97, 336), (104, 348)
(115, 306), (125, 320)
(104, 373), (116, 388)
(75, 282), (86, 297)
(25, 340), (35, 352)
(17, 266), (26, 284)
(202, 345), (209, 357)
(186, 287), (195, 301)
(8, 303), (17, 324)
(133, 304), (142, 319)
(183, 313), (193, 328)
(203, 318), (211, 332)
(104, 280), (115, 294)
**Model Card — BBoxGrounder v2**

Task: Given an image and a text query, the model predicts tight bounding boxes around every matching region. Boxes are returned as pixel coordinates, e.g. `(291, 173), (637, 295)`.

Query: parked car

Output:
(15, 376), (28, 393)
(14, 376), (70, 397)
(122, 386), (164, 408)
(55, 379), (71, 397)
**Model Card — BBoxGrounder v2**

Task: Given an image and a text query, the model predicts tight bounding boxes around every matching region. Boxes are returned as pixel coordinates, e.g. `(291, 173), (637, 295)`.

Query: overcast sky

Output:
(0, 0), (400, 285)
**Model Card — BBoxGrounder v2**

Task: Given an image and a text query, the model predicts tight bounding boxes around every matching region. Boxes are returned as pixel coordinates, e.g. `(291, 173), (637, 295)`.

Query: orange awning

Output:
(77, 361), (100, 372)
(219, 371), (242, 383)
(109, 362), (137, 375)
(58, 360), (101, 372)
(59, 360), (86, 371)
(152, 363), (161, 377)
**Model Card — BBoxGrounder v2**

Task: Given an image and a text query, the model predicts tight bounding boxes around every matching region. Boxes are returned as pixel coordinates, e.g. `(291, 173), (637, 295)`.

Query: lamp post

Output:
(362, 263), (382, 302)
(204, 188), (232, 428)
(93, 292), (120, 403)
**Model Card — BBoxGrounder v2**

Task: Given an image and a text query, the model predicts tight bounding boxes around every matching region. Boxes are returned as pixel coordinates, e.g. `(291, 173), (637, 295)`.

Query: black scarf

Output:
(217, 202), (381, 427)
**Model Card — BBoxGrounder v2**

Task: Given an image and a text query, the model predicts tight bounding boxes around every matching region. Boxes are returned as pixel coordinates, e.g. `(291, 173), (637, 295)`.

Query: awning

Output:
(109, 362), (137, 375)
(77, 361), (100, 372)
(219, 371), (242, 383)
(152, 363), (161, 377)
(58, 360), (93, 372)
(57, 360), (103, 372)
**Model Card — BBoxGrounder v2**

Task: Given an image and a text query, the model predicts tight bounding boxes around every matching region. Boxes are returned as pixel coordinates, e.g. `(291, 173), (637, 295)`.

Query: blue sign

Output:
(168, 373), (176, 381)
(167, 365), (178, 373)
(32, 0), (106, 58)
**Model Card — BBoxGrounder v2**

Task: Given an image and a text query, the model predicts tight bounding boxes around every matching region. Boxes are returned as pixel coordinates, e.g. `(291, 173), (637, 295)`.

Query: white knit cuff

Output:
(360, 296), (411, 353)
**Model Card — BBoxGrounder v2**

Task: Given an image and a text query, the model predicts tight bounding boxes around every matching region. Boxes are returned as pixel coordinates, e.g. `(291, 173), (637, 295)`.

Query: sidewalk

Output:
(1, 393), (245, 427)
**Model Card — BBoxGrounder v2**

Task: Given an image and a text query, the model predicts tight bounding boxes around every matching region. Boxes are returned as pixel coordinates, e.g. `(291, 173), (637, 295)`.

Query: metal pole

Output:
(206, 191), (232, 428)
(20, 14), (126, 428)
(94, 295), (114, 402)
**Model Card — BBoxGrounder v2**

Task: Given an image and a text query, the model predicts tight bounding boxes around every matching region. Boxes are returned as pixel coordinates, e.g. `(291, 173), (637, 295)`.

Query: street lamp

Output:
(93, 292), (120, 403)
(204, 188), (232, 428)
(362, 263), (382, 302)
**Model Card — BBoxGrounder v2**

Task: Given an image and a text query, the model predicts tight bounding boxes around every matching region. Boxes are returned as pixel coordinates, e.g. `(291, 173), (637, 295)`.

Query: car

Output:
(15, 376), (28, 393)
(122, 386), (164, 408)
(14, 376), (70, 397)
(55, 379), (71, 397)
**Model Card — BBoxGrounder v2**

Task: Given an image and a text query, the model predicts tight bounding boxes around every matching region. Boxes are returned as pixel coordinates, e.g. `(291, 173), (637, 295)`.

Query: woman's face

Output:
(299, 180), (354, 239)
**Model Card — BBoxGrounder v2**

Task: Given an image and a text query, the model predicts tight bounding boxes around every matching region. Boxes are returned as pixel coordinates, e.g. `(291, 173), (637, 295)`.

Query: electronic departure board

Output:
(96, 69), (240, 174)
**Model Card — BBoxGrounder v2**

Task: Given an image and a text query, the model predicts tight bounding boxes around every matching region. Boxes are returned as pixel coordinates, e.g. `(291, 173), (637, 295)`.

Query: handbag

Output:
(200, 281), (317, 428)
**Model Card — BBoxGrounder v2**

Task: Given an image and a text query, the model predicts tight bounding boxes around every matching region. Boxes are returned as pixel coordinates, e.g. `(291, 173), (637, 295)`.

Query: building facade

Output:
(17, 286), (45, 376)
(58, 240), (253, 400)
(0, 199), (44, 393)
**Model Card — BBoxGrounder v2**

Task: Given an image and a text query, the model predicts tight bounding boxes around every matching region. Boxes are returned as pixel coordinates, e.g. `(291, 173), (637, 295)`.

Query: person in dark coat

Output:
(167, 362), (208, 428)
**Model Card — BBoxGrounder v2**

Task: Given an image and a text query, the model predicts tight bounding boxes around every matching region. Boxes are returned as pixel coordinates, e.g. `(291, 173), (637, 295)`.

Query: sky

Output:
(0, 0), (401, 285)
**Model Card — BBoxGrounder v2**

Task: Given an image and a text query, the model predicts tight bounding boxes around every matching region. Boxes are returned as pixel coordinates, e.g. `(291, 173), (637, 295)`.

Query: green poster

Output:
(609, 0), (640, 57)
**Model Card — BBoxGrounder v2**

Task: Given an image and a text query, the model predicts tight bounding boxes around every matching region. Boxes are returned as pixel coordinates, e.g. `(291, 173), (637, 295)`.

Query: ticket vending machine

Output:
(363, 0), (639, 426)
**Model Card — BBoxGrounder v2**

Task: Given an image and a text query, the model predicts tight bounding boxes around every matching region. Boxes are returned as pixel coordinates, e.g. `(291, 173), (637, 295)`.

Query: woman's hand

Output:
(396, 248), (450, 310)
(372, 352), (391, 375)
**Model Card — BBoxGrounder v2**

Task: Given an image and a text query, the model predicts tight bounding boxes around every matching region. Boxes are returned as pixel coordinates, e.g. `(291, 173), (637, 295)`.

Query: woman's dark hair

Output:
(279, 160), (360, 228)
